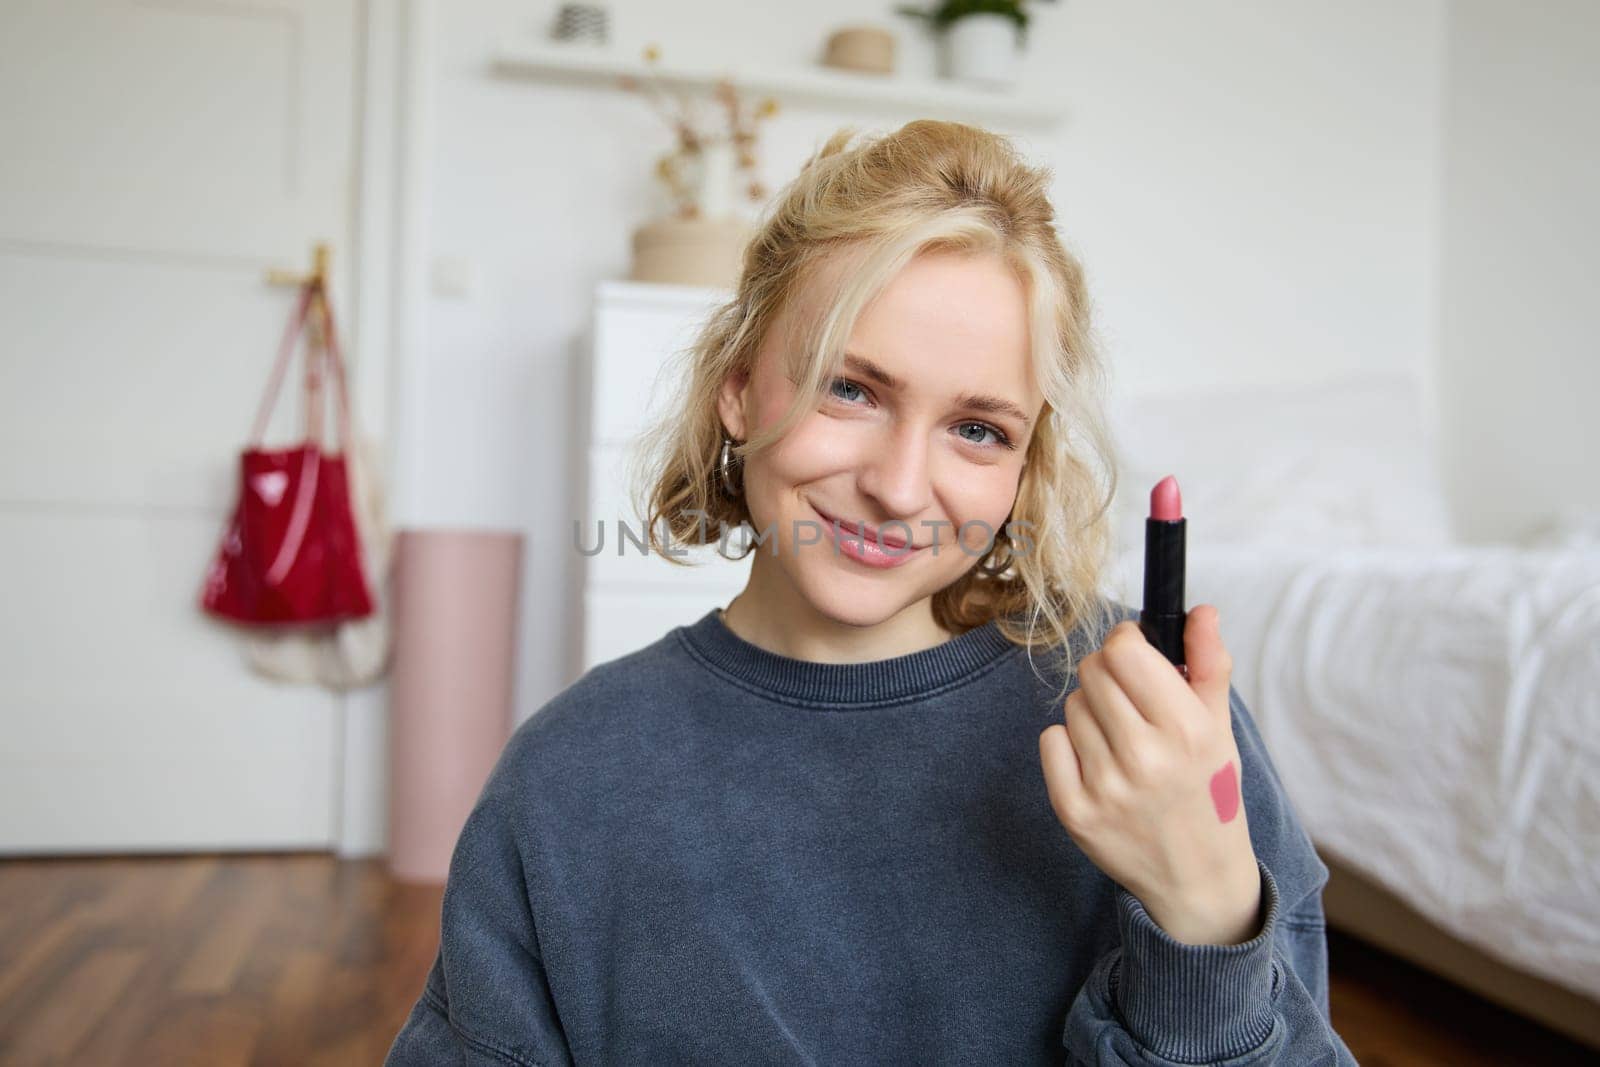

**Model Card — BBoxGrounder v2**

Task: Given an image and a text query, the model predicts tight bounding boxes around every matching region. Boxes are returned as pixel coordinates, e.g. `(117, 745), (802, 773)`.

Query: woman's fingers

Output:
(1063, 685), (1114, 792)
(1076, 649), (1153, 772)
(1038, 722), (1083, 828)
(1097, 621), (1194, 731)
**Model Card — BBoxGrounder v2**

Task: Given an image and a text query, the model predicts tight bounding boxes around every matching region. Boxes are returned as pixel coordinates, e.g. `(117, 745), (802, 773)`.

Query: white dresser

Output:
(578, 280), (753, 673)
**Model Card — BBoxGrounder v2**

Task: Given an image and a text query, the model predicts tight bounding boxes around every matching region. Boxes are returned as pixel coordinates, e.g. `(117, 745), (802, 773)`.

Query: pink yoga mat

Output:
(387, 529), (523, 884)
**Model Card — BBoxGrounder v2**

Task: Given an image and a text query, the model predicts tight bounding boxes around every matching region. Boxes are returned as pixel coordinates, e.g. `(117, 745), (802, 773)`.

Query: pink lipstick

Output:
(1140, 475), (1189, 679)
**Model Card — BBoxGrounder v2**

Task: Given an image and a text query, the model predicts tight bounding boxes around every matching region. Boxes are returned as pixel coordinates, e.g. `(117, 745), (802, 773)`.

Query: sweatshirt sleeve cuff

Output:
(1110, 857), (1281, 1063)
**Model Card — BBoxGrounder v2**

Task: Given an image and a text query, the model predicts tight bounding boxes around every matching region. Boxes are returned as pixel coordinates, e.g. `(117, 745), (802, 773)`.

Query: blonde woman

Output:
(386, 121), (1357, 1065)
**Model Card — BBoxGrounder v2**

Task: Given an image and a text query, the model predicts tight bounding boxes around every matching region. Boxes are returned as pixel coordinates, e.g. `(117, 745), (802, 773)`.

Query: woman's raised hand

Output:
(1038, 605), (1264, 945)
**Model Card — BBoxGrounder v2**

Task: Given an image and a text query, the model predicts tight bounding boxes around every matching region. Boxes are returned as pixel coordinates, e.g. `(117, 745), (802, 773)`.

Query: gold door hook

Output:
(265, 242), (332, 289)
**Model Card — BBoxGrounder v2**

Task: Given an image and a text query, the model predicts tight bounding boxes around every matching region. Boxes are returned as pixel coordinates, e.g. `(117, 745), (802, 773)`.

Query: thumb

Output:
(1183, 604), (1233, 712)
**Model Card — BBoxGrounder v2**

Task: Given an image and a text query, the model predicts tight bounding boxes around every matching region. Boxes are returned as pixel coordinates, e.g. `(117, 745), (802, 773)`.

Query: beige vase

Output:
(629, 214), (753, 289)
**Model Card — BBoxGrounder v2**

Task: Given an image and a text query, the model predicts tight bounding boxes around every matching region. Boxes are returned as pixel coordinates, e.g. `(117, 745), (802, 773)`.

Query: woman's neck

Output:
(718, 562), (954, 664)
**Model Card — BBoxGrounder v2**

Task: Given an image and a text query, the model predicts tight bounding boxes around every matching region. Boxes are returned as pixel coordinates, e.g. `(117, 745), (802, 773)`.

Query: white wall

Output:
(1436, 0), (1600, 544)
(400, 0), (1450, 720)
(1050, 2), (1445, 400)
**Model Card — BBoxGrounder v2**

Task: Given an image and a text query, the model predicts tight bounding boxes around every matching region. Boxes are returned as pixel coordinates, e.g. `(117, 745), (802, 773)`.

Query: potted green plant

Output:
(896, 0), (1056, 88)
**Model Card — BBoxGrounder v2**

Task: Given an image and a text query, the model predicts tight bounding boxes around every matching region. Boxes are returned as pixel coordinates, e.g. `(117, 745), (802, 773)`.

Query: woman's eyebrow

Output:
(843, 353), (903, 389)
(957, 392), (1033, 427)
(842, 353), (1032, 427)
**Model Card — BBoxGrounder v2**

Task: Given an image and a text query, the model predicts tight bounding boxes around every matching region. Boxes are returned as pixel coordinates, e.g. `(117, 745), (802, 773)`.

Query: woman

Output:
(385, 121), (1357, 1065)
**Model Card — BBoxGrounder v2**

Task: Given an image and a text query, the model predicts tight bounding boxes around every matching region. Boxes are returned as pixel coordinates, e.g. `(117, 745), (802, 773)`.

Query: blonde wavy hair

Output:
(627, 119), (1123, 699)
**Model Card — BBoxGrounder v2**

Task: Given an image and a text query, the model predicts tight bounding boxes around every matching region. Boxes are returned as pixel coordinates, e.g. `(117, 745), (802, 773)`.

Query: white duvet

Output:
(1108, 542), (1600, 1001)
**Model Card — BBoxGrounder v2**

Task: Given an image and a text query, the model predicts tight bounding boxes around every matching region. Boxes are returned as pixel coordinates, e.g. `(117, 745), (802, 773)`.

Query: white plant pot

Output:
(942, 13), (1020, 89)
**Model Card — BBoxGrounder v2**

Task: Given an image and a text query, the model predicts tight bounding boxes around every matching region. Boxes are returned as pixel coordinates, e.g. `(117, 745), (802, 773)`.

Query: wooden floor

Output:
(0, 854), (1593, 1066)
(0, 853), (439, 1066)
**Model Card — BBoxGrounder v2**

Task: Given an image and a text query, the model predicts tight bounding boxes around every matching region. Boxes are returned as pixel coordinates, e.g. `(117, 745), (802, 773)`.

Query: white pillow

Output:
(1515, 513), (1600, 549)
(1105, 374), (1456, 555)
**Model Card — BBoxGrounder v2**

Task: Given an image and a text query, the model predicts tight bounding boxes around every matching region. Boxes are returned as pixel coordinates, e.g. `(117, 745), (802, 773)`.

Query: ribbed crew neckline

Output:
(676, 607), (1020, 708)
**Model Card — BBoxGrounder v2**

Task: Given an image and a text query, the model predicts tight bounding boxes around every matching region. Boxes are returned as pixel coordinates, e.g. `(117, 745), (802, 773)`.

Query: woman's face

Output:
(717, 248), (1044, 628)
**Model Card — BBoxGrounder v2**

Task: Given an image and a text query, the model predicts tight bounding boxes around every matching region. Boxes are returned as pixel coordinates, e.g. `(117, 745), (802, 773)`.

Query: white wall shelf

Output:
(490, 43), (1066, 129)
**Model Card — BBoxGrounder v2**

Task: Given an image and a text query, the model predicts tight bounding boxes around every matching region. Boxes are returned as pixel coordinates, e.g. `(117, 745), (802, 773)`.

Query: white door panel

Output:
(0, 253), (316, 509)
(0, 0), (354, 261)
(1, 511), (339, 851)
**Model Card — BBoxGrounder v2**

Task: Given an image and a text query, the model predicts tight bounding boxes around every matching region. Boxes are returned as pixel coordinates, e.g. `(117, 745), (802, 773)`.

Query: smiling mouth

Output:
(810, 505), (926, 550)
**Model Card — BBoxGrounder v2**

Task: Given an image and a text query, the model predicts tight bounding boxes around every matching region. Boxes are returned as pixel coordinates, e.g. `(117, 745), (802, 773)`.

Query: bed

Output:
(1103, 374), (1600, 1048)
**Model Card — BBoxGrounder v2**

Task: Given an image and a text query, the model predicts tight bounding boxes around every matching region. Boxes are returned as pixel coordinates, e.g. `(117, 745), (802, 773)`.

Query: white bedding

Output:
(1107, 541), (1600, 1001)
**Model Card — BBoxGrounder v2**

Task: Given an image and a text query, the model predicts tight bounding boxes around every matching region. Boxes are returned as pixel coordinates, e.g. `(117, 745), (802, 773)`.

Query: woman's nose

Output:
(855, 426), (933, 519)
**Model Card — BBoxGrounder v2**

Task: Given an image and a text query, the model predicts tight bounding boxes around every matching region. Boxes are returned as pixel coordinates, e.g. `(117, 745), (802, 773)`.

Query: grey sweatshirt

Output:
(384, 601), (1359, 1065)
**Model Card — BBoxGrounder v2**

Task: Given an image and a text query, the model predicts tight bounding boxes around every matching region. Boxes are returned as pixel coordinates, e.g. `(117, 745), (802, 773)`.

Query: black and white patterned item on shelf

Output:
(550, 3), (608, 45)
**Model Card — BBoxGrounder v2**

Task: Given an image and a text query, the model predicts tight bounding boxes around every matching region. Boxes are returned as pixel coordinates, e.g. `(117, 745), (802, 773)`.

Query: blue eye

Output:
(828, 377), (868, 404)
(958, 422), (1016, 450)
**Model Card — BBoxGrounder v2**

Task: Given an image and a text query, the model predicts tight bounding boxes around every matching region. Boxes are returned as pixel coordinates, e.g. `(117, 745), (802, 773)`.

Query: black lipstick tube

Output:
(1139, 515), (1188, 677)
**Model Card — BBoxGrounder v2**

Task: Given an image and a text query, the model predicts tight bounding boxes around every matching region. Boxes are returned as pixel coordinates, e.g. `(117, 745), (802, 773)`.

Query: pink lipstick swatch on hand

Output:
(1210, 762), (1240, 823)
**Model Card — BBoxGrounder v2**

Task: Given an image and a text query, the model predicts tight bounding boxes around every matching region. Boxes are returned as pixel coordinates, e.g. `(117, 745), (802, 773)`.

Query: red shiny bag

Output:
(199, 279), (375, 626)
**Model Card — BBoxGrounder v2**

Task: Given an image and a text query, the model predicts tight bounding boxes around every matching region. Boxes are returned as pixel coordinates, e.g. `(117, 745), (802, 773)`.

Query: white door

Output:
(0, 0), (364, 852)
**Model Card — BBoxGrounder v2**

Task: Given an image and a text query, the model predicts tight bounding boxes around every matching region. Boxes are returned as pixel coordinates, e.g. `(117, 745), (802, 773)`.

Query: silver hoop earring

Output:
(976, 541), (1015, 578)
(976, 516), (1018, 578)
(718, 435), (743, 498)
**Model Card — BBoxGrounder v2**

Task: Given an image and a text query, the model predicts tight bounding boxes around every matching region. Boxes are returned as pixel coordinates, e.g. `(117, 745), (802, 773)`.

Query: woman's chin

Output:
(793, 566), (923, 630)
